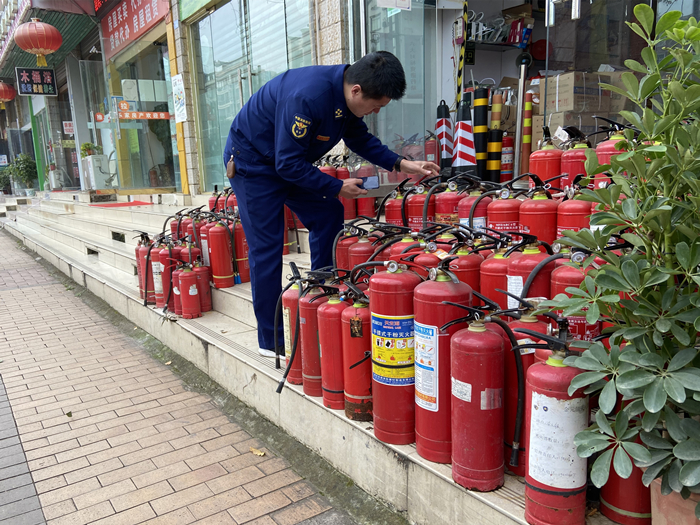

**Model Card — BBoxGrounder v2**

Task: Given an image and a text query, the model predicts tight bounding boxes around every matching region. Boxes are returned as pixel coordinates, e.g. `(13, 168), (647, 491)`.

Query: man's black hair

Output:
(345, 51), (406, 100)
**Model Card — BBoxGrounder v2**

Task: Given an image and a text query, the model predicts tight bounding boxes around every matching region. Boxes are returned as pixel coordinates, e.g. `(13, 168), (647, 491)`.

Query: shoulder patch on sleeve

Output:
(291, 113), (312, 139)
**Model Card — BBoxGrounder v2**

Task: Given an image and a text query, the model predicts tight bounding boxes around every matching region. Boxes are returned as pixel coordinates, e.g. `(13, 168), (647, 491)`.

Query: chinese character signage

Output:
(101, 0), (170, 61)
(119, 111), (170, 120)
(171, 74), (187, 123)
(15, 67), (57, 96)
(63, 121), (75, 135)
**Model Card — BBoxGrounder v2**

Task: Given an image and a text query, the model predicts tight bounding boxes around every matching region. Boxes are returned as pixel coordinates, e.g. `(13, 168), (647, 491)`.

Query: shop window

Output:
(191, 0), (313, 193)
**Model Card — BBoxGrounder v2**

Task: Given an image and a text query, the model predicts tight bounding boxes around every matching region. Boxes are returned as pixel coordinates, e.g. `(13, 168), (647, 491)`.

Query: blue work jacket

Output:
(224, 64), (399, 199)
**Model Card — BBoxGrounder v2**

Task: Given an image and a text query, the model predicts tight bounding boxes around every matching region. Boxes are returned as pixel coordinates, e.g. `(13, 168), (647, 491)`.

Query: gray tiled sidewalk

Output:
(0, 232), (352, 524)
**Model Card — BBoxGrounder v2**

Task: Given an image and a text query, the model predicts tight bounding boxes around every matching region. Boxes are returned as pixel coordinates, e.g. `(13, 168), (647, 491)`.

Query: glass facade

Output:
(190, 0), (313, 193)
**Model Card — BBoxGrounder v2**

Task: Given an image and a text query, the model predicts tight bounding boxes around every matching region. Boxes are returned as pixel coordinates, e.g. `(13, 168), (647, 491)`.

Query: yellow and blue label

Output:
(371, 313), (415, 386)
(292, 114), (311, 139)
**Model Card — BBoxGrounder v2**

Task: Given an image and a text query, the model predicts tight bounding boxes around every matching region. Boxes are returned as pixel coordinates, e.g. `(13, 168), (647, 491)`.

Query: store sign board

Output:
(63, 121), (75, 135)
(0, 155), (7, 167)
(377, 0), (411, 10)
(101, 0), (170, 61)
(119, 111), (170, 120)
(16, 68), (58, 96)
(171, 74), (187, 123)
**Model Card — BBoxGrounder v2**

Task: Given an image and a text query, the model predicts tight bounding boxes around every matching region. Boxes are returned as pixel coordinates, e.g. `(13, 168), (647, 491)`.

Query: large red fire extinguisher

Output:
(560, 127), (590, 191)
(434, 181), (462, 224)
(334, 229), (360, 270)
(458, 190), (492, 232)
(233, 220), (250, 283)
(172, 265), (183, 316)
(208, 186), (221, 212)
(150, 239), (166, 308)
(378, 180), (410, 226)
(317, 291), (350, 410)
(341, 284), (373, 421)
(529, 127), (563, 188)
(336, 162), (357, 221)
(158, 242), (180, 313)
(369, 260), (424, 444)
(556, 196), (591, 239)
(424, 130), (438, 163)
(138, 240), (157, 305)
(193, 261), (212, 313)
(179, 266), (202, 319)
(299, 284), (332, 397)
(595, 117), (627, 166)
(356, 162), (376, 217)
(600, 455), (651, 524)
(506, 237), (558, 309)
(404, 184), (435, 232)
(208, 222), (235, 289)
(448, 313), (505, 491)
(519, 182), (560, 249)
(500, 133), (514, 183)
(487, 189), (521, 235)
(518, 330), (589, 525)
(480, 245), (522, 311)
(448, 245), (483, 298)
(550, 252), (601, 341)
(413, 262), (472, 463)
(282, 281), (303, 386)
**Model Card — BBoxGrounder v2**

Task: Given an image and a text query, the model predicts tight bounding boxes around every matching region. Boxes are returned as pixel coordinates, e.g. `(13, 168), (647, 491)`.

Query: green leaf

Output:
(596, 407), (614, 437)
(674, 309), (700, 323)
(642, 409), (661, 432)
(617, 369), (657, 389)
(591, 448), (614, 488)
(599, 379), (618, 414)
(615, 408), (629, 437)
(679, 461), (700, 487)
(588, 343), (611, 366)
(586, 302), (601, 325)
(668, 349), (698, 372)
(657, 319), (672, 333)
(674, 439), (700, 461)
(643, 377), (668, 413)
(674, 370), (700, 391)
(639, 74), (661, 100)
(623, 327), (649, 340)
(622, 442), (652, 464)
(573, 357), (607, 371)
(614, 446), (634, 479)
(665, 377), (687, 404)
(669, 459), (684, 493)
(670, 322), (691, 346)
(568, 372), (608, 396)
(646, 269), (672, 287)
(656, 10), (682, 37)
(642, 457), (674, 486)
(621, 233), (644, 247)
(639, 352), (665, 369)
(624, 398), (646, 417)
(641, 431), (674, 450)
(578, 439), (614, 458)
(624, 59), (648, 74)
(677, 242), (691, 271)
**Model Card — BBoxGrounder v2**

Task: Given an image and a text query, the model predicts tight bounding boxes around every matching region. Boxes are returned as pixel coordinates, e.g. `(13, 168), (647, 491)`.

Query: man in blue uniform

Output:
(224, 51), (439, 357)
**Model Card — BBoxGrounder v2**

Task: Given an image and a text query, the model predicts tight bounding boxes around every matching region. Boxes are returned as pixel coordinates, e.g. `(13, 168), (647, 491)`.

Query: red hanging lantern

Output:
(14, 18), (63, 67)
(0, 82), (16, 110)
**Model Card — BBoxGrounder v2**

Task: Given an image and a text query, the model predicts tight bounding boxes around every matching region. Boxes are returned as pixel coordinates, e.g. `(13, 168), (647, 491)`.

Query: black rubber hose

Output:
(376, 192), (393, 221)
(467, 190), (500, 230)
(332, 231), (357, 270)
(349, 261), (387, 285)
(143, 243), (155, 307)
(176, 215), (184, 240)
(487, 317), (525, 468)
(401, 243), (423, 254)
(162, 215), (176, 236)
(401, 187), (417, 227)
(276, 282), (303, 393)
(422, 183), (446, 230)
(212, 193), (221, 212)
(521, 253), (565, 298)
(367, 237), (402, 261)
(291, 213), (302, 254)
(162, 246), (174, 313)
(274, 280), (297, 369)
(540, 241), (554, 255)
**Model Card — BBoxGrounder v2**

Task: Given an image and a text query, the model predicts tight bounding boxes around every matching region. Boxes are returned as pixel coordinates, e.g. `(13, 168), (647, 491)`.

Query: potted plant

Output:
(80, 142), (102, 158)
(7, 154), (37, 196)
(0, 168), (10, 194)
(543, 5), (700, 521)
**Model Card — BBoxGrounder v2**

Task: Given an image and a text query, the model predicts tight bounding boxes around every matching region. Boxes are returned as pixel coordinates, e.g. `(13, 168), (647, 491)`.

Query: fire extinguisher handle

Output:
(494, 288), (536, 310)
(471, 291), (501, 312)
(288, 262), (301, 281)
(512, 328), (567, 351)
(343, 281), (369, 304)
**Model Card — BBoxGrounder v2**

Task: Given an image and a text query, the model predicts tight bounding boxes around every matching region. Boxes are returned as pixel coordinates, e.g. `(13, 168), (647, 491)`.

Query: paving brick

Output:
(228, 490), (292, 524)
(55, 439), (111, 463)
(45, 500), (115, 525)
(150, 482), (214, 515)
(73, 478), (136, 510)
(170, 428), (220, 450)
(183, 415), (230, 435)
(0, 434), (20, 450)
(77, 425), (129, 446)
(189, 485), (251, 520)
(0, 472), (33, 493)
(125, 413), (173, 432)
(244, 470), (303, 498)
(39, 475), (101, 507)
(136, 427), (188, 449)
(63, 457), (123, 485)
(0, 482), (36, 506)
(86, 441), (141, 465)
(97, 460), (156, 487)
(259, 458), (291, 476)
(119, 442), (173, 467)
(167, 463), (226, 493)
(220, 450), (274, 474)
(152, 443), (206, 469)
(110, 479), (174, 513)
(140, 507), (196, 525)
(245, 517), (276, 525)
(131, 460), (189, 489)
(271, 495), (332, 525)
(0, 494), (41, 521)
(201, 430), (252, 453)
(193, 510), (237, 525)
(0, 507), (45, 525)
(33, 474), (67, 494)
(90, 503), (156, 525)
(206, 465), (266, 495)
(185, 445), (241, 471)
(32, 456), (88, 482)
(42, 498), (77, 520)
(106, 425), (158, 447)
(281, 482), (316, 503)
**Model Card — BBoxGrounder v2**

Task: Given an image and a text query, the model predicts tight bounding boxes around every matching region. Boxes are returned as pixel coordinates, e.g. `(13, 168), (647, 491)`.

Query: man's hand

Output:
(400, 159), (441, 178)
(338, 178), (368, 199)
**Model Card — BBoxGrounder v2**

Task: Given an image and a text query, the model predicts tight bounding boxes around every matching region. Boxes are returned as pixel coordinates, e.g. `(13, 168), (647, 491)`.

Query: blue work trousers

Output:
(229, 155), (344, 350)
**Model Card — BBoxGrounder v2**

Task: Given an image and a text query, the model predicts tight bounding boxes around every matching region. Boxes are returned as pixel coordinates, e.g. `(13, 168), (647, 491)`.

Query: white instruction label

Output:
(151, 259), (163, 294)
(518, 338), (538, 355)
(528, 392), (589, 489)
(506, 275), (524, 309)
(283, 307), (292, 359)
(173, 286), (180, 296)
(451, 377), (472, 403)
(414, 322), (439, 412)
(481, 388), (503, 410)
(202, 239), (210, 266)
(189, 285), (198, 296)
(473, 216), (486, 232)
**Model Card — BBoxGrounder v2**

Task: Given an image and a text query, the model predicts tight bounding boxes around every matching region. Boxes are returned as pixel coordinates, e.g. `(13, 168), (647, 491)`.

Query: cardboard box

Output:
(532, 115), (545, 147)
(603, 71), (635, 115)
(499, 105), (518, 132)
(544, 72), (610, 114)
(542, 112), (609, 145)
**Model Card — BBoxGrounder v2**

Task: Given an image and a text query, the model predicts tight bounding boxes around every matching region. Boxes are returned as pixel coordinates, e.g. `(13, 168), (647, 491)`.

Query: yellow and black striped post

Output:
(455, 0), (469, 105)
(473, 88), (489, 180)
(486, 92), (504, 183)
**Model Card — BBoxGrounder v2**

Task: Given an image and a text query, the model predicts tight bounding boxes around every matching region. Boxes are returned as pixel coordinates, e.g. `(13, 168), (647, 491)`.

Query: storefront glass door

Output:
(191, 0), (313, 193)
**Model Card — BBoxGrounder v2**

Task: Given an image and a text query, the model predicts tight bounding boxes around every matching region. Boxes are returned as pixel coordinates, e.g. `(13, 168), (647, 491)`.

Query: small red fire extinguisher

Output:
(341, 283), (373, 421)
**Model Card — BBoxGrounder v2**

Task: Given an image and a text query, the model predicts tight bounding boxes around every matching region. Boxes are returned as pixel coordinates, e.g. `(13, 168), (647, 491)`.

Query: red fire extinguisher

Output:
(448, 245), (483, 298)
(600, 454), (651, 524)
(550, 251), (601, 341)
(336, 160), (357, 221)
(404, 183), (435, 232)
(299, 283), (335, 397)
(232, 220), (250, 283)
(187, 218), (204, 250)
(317, 291), (350, 410)
(180, 238), (202, 265)
(458, 190), (492, 232)
(560, 127), (590, 191)
(341, 283), (373, 421)
(172, 264), (183, 316)
(595, 117), (627, 166)
(517, 329), (589, 525)
(413, 261), (472, 463)
(348, 235), (376, 269)
(480, 243), (522, 311)
(158, 242), (180, 313)
(282, 281), (303, 386)
(500, 133), (514, 183)
(208, 185), (221, 212)
(448, 312), (505, 491)
(424, 130), (438, 163)
(369, 260), (424, 444)
(138, 240), (157, 305)
(356, 162), (376, 217)
(506, 236), (558, 310)
(179, 266), (202, 319)
(377, 179), (410, 226)
(208, 222), (235, 289)
(519, 179), (560, 249)
(556, 196), (592, 239)
(334, 230), (360, 270)
(529, 127), (563, 189)
(193, 261), (212, 313)
(487, 188), (521, 235)
(434, 181), (462, 224)
(150, 239), (166, 308)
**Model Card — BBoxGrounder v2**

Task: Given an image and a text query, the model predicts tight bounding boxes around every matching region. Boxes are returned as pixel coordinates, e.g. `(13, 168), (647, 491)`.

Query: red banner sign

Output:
(119, 111), (170, 120)
(101, 0), (170, 61)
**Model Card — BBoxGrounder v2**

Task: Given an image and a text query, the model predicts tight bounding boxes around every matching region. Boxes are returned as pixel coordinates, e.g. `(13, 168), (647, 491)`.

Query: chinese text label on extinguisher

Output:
(414, 322), (439, 412)
(371, 314), (415, 386)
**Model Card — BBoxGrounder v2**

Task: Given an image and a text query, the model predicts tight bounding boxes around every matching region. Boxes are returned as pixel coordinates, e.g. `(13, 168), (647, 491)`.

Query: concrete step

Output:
(1, 217), (553, 525)
(5, 196), (30, 206)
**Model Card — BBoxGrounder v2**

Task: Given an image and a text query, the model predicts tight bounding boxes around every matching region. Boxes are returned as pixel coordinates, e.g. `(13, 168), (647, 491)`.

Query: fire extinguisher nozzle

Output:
(275, 380), (285, 394)
(509, 445), (520, 468)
